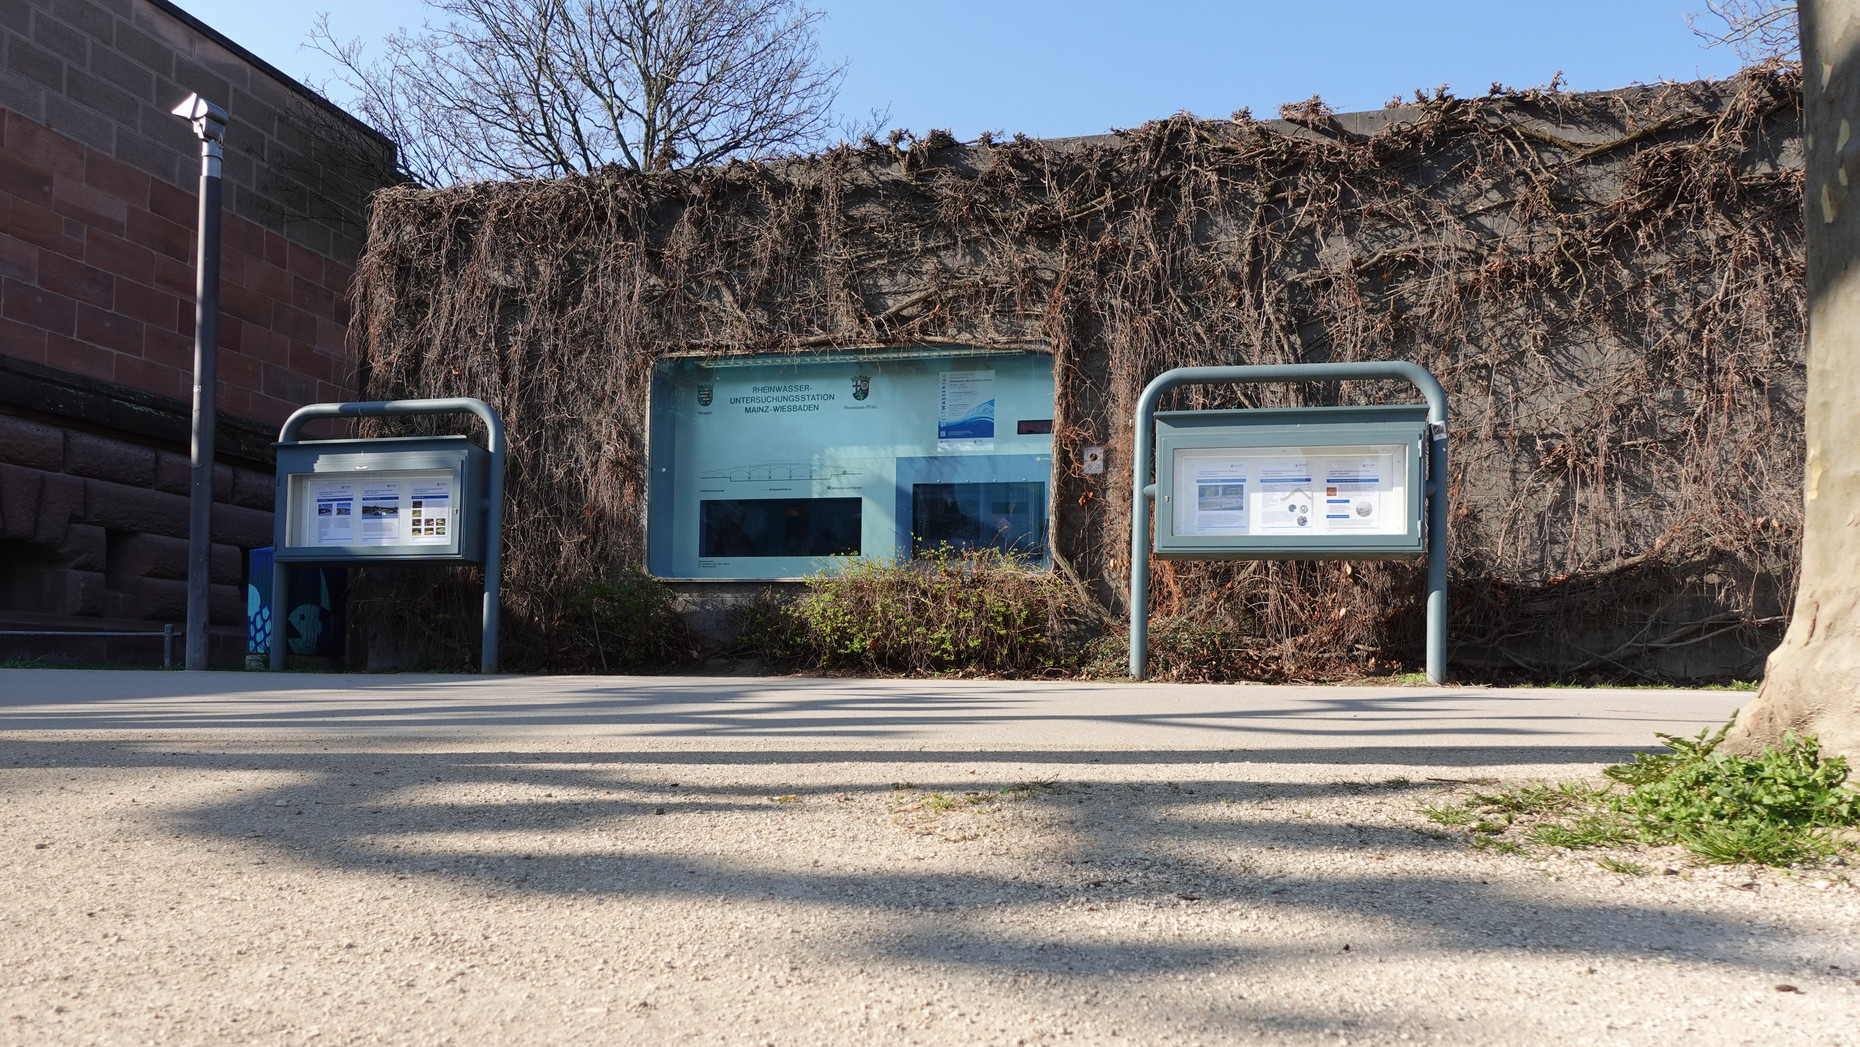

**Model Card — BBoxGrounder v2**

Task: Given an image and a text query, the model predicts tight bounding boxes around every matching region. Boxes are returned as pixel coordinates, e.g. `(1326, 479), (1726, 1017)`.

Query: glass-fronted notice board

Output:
(1150, 405), (1430, 561)
(273, 435), (487, 565)
(1168, 445), (1409, 538)
(647, 349), (1056, 579)
(290, 470), (458, 549)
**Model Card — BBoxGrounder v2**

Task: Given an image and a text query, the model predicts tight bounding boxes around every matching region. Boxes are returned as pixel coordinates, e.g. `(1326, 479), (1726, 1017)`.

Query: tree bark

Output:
(1731, 0), (1860, 757)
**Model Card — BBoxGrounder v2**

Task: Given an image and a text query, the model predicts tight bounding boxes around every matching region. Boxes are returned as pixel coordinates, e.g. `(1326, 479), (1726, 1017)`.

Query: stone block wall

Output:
(0, 0), (397, 662)
(0, 106), (363, 423)
(0, 408), (270, 662)
(0, 0), (388, 261)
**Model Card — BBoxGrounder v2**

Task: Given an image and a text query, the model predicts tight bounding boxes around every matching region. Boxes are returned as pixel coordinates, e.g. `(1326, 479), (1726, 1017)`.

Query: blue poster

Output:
(937, 370), (995, 440)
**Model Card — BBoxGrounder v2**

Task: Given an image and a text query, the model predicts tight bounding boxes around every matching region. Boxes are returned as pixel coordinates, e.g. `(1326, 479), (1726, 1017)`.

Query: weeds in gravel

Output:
(1528, 816), (1637, 849)
(1422, 803), (1473, 826)
(1002, 778), (1060, 800)
(1596, 857), (1649, 875)
(1469, 781), (1612, 815)
(889, 779), (1062, 817)
(1603, 724), (1858, 864)
(1419, 722), (1860, 867)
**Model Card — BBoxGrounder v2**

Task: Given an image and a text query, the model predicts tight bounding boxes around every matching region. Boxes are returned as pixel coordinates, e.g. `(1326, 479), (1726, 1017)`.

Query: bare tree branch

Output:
(1687, 0), (1799, 63)
(309, 0), (846, 184)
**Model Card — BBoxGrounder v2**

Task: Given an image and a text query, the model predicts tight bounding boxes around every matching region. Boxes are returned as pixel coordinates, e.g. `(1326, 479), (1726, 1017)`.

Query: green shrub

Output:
(733, 588), (810, 663)
(565, 569), (694, 671)
(743, 547), (1084, 675)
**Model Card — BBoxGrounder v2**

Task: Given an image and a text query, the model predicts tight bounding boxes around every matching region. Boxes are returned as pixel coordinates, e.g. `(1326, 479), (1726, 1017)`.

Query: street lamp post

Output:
(171, 94), (227, 672)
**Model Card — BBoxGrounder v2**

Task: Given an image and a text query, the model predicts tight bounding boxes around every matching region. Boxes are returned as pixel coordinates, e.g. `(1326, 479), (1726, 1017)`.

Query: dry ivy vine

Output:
(350, 64), (1805, 679)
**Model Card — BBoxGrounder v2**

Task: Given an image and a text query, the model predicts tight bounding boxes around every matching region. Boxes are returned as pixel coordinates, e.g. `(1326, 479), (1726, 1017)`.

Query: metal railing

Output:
(0, 624), (178, 667)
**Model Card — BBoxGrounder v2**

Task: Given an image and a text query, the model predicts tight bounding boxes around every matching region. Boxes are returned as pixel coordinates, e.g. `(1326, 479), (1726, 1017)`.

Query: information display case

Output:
(646, 348), (1056, 579)
(1151, 404), (1430, 560)
(273, 435), (489, 564)
(1128, 363), (1448, 682)
(268, 397), (506, 674)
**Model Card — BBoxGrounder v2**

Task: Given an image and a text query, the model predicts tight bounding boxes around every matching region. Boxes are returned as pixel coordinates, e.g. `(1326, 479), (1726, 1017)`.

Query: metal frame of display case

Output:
(1129, 364), (1448, 683)
(270, 398), (506, 673)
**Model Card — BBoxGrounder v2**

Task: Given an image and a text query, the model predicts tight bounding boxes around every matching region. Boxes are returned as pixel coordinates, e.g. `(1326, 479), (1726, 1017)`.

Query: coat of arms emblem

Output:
(851, 374), (870, 401)
(696, 383), (713, 407)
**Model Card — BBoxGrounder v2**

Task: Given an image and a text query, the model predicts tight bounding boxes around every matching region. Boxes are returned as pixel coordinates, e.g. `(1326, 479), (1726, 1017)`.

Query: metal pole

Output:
(163, 623), (175, 668)
(269, 557), (288, 673)
(276, 398), (507, 673)
(480, 429), (505, 674)
(1425, 419), (1449, 685)
(173, 94), (228, 672)
(1128, 381), (1165, 680)
(1127, 363), (1449, 683)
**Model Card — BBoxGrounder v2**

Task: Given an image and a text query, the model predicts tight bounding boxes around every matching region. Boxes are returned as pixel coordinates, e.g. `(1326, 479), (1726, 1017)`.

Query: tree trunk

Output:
(1731, 0), (1860, 757)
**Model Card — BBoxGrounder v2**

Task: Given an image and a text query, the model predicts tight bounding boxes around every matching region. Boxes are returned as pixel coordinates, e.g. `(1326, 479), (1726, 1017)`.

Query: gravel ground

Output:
(3, 730), (1857, 1047)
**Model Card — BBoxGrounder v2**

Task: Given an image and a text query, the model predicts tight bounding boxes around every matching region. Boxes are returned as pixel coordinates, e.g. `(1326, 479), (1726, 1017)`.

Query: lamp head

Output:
(170, 93), (228, 142)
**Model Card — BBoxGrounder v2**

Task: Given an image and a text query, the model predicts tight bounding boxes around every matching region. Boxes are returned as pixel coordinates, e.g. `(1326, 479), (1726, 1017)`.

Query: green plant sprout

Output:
(1416, 722), (1860, 867)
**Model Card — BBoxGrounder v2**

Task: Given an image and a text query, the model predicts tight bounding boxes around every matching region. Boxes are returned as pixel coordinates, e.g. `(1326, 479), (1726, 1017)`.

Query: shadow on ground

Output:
(3, 739), (1822, 985)
(0, 671), (1727, 749)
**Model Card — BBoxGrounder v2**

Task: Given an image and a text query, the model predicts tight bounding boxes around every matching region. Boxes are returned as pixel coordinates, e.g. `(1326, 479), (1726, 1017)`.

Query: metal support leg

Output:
(269, 558), (288, 672)
(1425, 423), (1449, 685)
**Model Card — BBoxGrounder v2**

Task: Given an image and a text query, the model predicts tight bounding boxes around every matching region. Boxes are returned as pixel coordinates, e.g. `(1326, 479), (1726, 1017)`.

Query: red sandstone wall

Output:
(0, 0), (397, 659)
(0, 108), (356, 427)
(0, 411), (268, 635)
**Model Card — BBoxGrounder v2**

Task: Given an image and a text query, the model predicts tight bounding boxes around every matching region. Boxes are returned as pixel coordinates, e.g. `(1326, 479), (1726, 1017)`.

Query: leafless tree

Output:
(310, 0), (846, 184)
(1687, 0), (1799, 62)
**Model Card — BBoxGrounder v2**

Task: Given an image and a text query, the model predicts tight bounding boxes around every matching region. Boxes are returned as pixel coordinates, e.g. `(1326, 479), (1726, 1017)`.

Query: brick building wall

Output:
(0, 0), (397, 663)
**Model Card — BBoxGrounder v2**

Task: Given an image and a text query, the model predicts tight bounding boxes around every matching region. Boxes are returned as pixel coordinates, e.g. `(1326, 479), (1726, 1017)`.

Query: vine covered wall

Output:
(351, 65), (1806, 678)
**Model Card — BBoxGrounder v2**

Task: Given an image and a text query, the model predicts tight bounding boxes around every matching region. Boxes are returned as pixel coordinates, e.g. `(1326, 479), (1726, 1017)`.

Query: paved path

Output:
(5, 671), (1852, 1047)
(0, 670), (1743, 754)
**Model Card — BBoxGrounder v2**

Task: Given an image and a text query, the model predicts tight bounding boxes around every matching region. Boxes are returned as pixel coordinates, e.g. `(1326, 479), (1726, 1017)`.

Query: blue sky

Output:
(176, 0), (1754, 141)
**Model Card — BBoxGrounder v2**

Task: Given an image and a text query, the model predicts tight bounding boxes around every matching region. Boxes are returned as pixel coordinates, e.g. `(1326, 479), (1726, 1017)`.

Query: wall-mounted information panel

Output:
(274, 436), (489, 564)
(1152, 405), (1429, 560)
(648, 348), (1056, 580)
